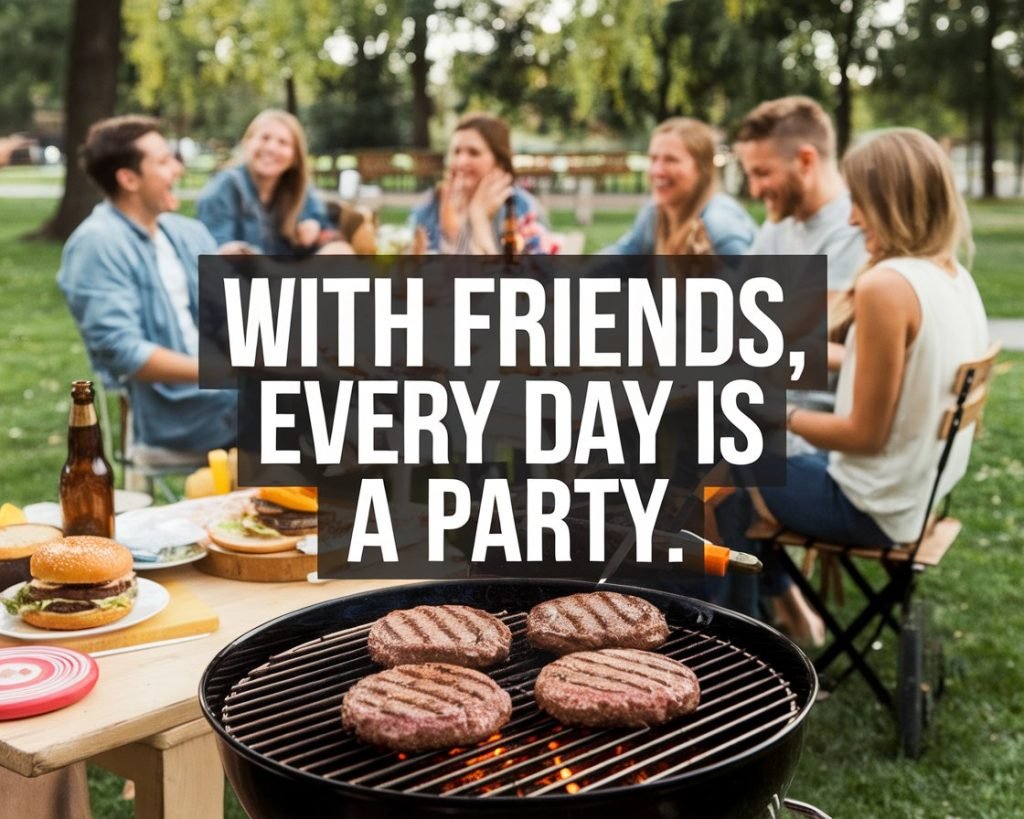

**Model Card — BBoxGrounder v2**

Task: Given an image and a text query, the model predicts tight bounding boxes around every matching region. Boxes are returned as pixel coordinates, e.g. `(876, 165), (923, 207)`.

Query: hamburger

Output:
(2, 536), (138, 630)
(0, 523), (63, 590)
(206, 487), (317, 554)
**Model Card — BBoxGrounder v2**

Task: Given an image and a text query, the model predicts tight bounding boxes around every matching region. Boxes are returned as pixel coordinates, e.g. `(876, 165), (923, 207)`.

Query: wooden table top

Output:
(0, 562), (410, 777)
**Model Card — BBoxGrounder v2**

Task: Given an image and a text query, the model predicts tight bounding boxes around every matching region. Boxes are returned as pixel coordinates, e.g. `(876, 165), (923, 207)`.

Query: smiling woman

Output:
(408, 112), (552, 255)
(196, 109), (346, 256)
(600, 117), (756, 257)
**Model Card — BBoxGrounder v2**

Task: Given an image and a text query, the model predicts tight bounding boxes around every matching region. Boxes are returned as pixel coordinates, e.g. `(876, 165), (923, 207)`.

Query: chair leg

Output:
(774, 545), (894, 709)
(838, 552), (902, 634)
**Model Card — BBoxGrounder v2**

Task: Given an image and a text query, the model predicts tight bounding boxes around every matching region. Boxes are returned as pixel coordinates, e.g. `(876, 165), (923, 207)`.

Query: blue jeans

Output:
(707, 452), (894, 618)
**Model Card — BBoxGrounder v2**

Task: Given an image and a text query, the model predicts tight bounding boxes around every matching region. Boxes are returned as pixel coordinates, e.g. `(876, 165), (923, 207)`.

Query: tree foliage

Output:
(0, 0), (70, 133)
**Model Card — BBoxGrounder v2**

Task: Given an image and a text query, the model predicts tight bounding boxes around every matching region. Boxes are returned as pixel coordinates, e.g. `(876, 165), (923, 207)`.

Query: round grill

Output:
(202, 579), (818, 819)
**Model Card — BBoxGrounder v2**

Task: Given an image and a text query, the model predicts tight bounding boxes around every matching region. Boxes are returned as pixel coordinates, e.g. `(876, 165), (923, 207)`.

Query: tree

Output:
(37, 0), (121, 240)
(0, 1), (69, 133)
(872, 0), (1020, 198)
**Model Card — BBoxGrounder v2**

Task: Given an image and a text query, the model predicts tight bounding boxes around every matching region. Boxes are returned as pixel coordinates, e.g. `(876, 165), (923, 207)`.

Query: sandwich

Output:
(206, 487), (317, 554)
(2, 536), (138, 630)
(0, 522), (63, 590)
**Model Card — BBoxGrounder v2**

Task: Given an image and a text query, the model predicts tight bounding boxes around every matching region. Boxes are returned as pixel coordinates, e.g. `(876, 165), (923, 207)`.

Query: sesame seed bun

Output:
(0, 523), (63, 560)
(21, 605), (133, 631)
(29, 536), (133, 584)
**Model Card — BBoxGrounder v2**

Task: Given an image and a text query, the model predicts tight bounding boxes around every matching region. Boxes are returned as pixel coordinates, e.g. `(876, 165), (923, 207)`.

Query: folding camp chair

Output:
(118, 390), (208, 503)
(92, 374), (205, 503)
(749, 343), (999, 758)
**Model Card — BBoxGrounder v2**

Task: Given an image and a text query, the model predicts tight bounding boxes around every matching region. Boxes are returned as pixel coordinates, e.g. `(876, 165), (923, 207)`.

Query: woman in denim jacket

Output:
(602, 118), (755, 257)
(197, 110), (343, 255)
(409, 113), (552, 255)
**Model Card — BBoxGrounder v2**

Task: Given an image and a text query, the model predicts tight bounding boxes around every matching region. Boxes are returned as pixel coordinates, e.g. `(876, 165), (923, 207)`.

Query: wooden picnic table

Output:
(0, 526), (410, 819)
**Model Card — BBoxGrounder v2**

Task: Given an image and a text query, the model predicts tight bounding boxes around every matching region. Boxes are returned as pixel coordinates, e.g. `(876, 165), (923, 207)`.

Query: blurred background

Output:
(1, 0), (1022, 239)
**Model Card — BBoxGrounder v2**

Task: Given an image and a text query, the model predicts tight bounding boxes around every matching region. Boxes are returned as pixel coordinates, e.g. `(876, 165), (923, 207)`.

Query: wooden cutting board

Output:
(0, 580), (219, 655)
(194, 542), (317, 582)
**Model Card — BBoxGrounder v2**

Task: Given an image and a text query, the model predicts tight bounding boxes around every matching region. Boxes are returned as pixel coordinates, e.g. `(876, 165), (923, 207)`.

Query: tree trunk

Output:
(965, 100), (976, 197)
(1015, 117), (1023, 196)
(36, 0), (121, 240)
(284, 73), (297, 117)
(981, 0), (1000, 198)
(834, 1), (859, 157)
(409, 3), (431, 148)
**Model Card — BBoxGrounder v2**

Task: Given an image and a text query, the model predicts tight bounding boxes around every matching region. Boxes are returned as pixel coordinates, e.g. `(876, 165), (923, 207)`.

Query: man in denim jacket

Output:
(58, 115), (236, 452)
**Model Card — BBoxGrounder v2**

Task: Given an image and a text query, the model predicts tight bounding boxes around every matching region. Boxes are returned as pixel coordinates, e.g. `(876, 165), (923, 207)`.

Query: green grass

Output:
(1, 197), (1022, 817)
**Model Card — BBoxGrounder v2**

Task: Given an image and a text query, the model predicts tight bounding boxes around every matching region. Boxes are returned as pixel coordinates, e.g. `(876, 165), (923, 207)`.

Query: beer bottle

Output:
(502, 195), (518, 264)
(60, 380), (115, 537)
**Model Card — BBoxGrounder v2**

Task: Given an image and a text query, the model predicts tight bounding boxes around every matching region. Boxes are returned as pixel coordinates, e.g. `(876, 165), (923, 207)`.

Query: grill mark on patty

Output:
(546, 651), (696, 692)
(374, 606), (507, 650)
(344, 664), (505, 725)
(567, 649), (693, 679)
(550, 598), (587, 634)
(387, 609), (434, 642)
(453, 606), (499, 641)
(601, 591), (648, 624)
(421, 606), (470, 644)
(529, 593), (668, 650)
(354, 677), (488, 715)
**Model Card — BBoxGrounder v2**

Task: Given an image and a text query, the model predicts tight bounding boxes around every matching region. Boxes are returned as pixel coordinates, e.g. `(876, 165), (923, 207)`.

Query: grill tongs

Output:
(594, 462), (762, 583)
(593, 518), (763, 584)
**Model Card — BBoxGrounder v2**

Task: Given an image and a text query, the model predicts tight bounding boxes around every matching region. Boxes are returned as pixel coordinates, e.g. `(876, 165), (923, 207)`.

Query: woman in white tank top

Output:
(714, 128), (988, 639)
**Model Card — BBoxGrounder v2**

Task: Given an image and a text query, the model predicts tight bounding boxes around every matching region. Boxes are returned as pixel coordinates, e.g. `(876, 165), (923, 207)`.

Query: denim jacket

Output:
(196, 165), (331, 255)
(408, 185), (546, 253)
(600, 192), (757, 256)
(57, 201), (237, 451)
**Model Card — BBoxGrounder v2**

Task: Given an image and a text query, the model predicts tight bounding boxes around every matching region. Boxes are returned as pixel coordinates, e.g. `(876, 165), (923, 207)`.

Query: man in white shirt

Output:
(736, 96), (867, 305)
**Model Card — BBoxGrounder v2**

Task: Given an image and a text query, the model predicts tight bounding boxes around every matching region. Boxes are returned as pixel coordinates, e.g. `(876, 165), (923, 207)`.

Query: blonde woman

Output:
(198, 109), (346, 255)
(714, 129), (988, 635)
(602, 117), (755, 255)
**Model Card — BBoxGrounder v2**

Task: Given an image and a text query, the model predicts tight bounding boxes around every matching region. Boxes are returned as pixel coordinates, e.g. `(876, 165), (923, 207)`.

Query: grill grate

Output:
(221, 608), (800, 798)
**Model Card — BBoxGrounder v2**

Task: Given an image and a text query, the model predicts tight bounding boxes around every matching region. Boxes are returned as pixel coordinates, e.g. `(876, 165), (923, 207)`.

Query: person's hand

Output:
(468, 169), (514, 221)
(294, 218), (322, 248)
(439, 175), (468, 243)
(0, 135), (31, 166)
(218, 241), (258, 256)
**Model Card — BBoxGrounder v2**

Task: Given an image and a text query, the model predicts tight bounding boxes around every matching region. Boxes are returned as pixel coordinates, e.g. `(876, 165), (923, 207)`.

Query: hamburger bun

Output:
(21, 604), (134, 631)
(4, 536), (138, 631)
(206, 522), (301, 554)
(0, 523), (63, 560)
(30, 536), (133, 584)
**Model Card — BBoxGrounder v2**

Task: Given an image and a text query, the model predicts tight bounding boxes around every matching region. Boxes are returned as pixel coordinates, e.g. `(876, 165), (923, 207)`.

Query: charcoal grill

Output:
(201, 579), (826, 818)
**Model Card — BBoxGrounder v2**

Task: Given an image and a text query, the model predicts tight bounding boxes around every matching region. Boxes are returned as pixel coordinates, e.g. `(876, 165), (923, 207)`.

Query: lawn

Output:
(0, 197), (1022, 817)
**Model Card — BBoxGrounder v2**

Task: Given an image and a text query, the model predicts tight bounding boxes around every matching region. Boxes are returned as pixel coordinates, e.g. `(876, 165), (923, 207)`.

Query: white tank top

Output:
(827, 257), (988, 543)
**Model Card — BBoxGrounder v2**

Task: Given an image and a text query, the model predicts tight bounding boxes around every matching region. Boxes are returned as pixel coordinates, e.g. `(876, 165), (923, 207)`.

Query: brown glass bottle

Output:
(502, 195), (518, 264)
(59, 380), (115, 537)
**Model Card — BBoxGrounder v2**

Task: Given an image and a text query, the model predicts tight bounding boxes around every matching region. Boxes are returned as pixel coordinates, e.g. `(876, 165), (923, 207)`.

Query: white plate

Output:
(114, 490), (153, 512)
(131, 543), (207, 571)
(0, 577), (170, 641)
(22, 490), (154, 530)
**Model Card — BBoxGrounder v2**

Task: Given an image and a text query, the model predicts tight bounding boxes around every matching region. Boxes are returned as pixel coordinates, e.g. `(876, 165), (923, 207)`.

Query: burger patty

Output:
(368, 605), (512, 669)
(341, 663), (512, 752)
(40, 600), (96, 614)
(534, 648), (701, 728)
(526, 592), (669, 654)
(25, 576), (136, 602)
(250, 499), (317, 534)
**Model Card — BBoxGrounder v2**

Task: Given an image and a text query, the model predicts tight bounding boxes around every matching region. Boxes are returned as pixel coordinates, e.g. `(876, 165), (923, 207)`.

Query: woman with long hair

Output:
(198, 109), (346, 255)
(715, 128), (989, 640)
(410, 113), (551, 254)
(602, 117), (755, 255)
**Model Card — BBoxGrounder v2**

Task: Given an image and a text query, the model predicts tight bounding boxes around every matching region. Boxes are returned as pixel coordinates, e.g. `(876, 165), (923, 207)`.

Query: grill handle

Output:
(784, 799), (833, 819)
